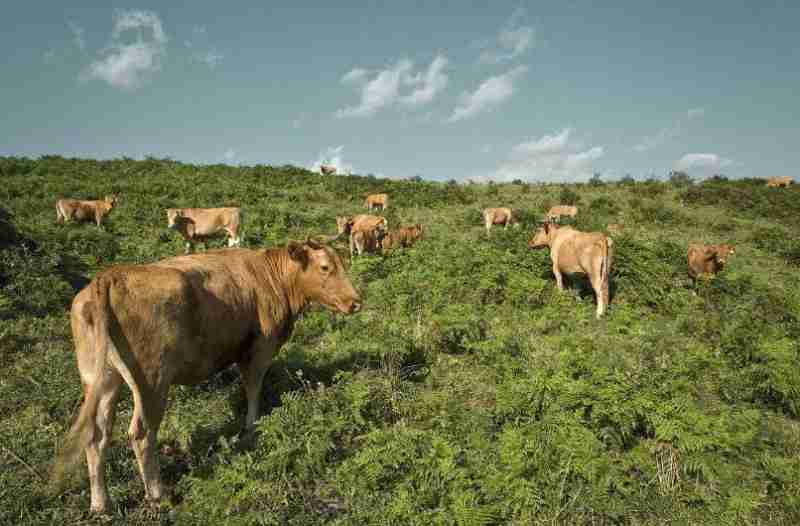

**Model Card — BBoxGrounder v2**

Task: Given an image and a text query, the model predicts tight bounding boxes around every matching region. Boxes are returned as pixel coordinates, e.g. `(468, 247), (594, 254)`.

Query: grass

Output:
(1, 156), (799, 525)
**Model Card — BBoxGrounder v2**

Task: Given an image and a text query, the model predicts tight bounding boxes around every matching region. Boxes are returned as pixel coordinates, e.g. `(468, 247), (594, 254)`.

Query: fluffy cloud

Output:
(448, 65), (527, 122)
(400, 55), (448, 107)
(674, 153), (732, 171)
(479, 8), (535, 64)
(311, 145), (354, 175)
(687, 107), (705, 120)
(634, 107), (706, 152)
(68, 21), (86, 51)
(491, 128), (605, 182)
(336, 55), (448, 118)
(83, 10), (167, 90)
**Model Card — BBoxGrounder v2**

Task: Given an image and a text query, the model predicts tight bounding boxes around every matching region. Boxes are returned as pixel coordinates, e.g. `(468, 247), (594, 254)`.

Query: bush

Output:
(558, 187), (581, 205)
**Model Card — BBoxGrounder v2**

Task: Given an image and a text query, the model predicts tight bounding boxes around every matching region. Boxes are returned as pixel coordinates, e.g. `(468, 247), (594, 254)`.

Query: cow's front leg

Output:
(238, 336), (278, 429)
(553, 264), (565, 291)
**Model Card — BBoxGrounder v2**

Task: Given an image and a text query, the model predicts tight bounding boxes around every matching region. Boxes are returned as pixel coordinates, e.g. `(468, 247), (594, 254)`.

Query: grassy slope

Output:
(1, 157), (799, 525)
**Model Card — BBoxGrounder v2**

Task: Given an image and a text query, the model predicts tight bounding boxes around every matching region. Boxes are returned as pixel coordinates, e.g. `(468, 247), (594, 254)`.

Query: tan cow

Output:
(166, 207), (242, 254)
(546, 205), (578, 223)
(766, 176), (793, 188)
(320, 164), (337, 175)
(687, 243), (736, 282)
(56, 195), (119, 226)
(528, 223), (614, 319)
(53, 239), (361, 513)
(482, 207), (519, 235)
(380, 224), (424, 251)
(336, 214), (389, 256)
(365, 193), (389, 211)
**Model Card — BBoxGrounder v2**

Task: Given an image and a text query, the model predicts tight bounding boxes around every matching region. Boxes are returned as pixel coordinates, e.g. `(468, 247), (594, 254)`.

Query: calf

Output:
(482, 207), (518, 235)
(166, 207), (242, 254)
(56, 195), (119, 226)
(687, 243), (735, 282)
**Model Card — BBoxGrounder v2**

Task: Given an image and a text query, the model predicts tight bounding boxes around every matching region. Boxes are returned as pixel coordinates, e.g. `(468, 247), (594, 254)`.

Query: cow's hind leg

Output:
(128, 388), (167, 504)
(86, 371), (122, 513)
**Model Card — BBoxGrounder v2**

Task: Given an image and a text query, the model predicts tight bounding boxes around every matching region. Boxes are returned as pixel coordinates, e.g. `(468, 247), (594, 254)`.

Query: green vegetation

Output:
(1, 156), (799, 525)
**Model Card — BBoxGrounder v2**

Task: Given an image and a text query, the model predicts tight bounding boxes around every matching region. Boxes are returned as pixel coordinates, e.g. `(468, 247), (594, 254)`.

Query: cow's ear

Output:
(287, 241), (308, 265)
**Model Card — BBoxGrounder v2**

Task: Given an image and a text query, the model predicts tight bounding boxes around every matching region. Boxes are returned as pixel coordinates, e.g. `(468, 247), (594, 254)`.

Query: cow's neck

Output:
(260, 249), (309, 325)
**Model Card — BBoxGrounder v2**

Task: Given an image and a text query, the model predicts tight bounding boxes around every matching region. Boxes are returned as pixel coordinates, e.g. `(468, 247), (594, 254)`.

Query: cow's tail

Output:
(52, 274), (122, 488)
(601, 237), (613, 305)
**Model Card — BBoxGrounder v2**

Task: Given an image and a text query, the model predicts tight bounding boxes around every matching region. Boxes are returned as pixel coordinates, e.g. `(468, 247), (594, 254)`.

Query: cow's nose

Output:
(351, 301), (362, 313)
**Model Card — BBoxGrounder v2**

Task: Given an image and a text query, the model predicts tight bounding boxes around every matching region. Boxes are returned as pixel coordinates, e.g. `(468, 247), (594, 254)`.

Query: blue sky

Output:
(1, 1), (798, 182)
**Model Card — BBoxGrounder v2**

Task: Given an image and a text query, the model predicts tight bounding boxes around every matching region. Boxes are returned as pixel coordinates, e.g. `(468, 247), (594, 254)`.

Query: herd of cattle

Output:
(49, 177), (793, 513)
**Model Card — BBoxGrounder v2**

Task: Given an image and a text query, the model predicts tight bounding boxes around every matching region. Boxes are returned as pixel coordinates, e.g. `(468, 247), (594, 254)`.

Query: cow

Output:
(482, 207), (519, 235)
(687, 243), (735, 283)
(53, 239), (361, 513)
(766, 176), (794, 188)
(320, 164), (337, 175)
(365, 193), (389, 211)
(546, 205), (578, 223)
(56, 195), (119, 227)
(336, 215), (388, 256)
(166, 207), (242, 254)
(380, 224), (424, 252)
(528, 222), (613, 319)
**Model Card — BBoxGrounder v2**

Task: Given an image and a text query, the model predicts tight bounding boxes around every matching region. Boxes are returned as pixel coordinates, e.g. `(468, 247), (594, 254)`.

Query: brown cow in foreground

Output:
(529, 223), (614, 319)
(482, 207), (519, 234)
(56, 195), (119, 226)
(365, 193), (389, 211)
(336, 215), (389, 256)
(546, 205), (578, 223)
(687, 243), (735, 282)
(166, 207), (242, 253)
(320, 164), (337, 175)
(54, 240), (361, 513)
(381, 224), (424, 252)
(766, 176), (793, 188)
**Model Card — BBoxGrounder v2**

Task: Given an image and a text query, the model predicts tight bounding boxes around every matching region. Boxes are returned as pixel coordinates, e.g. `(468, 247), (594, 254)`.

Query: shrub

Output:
(558, 186), (581, 205)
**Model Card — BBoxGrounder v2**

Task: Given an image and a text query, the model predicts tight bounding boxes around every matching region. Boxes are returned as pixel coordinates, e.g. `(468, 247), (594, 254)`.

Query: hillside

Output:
(1, 156), (799, 525)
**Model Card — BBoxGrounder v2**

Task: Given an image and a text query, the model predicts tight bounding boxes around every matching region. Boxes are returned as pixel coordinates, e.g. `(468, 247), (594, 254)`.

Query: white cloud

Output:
(674, 153), (732, 171)
(479, 8), (535, 64)
(448, 65), (527, 122)
(193, 50), (223, 69)
(68, 21), (86, 51)
(310, 145), (354, 175)
(336, 56), (449, 118)
(687, 107), (705, 120)
(633, 107), (706, 152)
(491, 128), (605, 182)
(83, 10), (167, 90)
(400, 55), (448, 107)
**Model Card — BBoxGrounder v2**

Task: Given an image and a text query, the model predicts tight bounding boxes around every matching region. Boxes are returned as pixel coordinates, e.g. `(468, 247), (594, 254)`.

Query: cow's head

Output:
(288, 239), (361, 314)
(714, 244), (736, 265)
(336, 216), (354, 235)
(166, 209), (184, 229)
(528, 222), (558, 249)
(104, 194), (120, 207)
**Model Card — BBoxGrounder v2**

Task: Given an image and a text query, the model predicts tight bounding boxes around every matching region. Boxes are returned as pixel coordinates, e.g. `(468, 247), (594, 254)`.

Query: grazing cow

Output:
(766, 176), (794, 188)
(320, 164), (337, 175)
(336, 214), (388, 256)
(528, 223), (614, 319)
(546, 205), (578, 223)
(53, 239), (361, 513)
(365, 193), (389, 211)
(381, 224), (424, 251)
(482, 207), (519, 235)
(687, 243), (735, 282)
(56, 195), (119, 227)
(166, 207), (242, 254)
